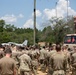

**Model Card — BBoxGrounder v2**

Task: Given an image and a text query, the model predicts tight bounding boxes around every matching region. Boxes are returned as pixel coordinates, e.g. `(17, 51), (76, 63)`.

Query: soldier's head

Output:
(0, 44), (5, 51)
(73, 46), (76, 51)
(5, 48), (12, 57)
(43, 46), (45, 49)
(56, 44), (61, 52)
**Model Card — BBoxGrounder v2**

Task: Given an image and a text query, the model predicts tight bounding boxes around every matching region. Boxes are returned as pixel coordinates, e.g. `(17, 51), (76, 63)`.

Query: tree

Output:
(0, 20), (5, 32)
(4, 24), (16, 32)
(0, 17), (74, 45)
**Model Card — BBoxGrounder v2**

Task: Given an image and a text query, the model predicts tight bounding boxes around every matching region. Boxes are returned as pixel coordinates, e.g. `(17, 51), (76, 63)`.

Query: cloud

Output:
(23, 19), (33, 29)
(23, 0), (76, 30)
(68, 7), (76, 16)
(23, 18), (40, 29)
(43, 0), (76, 19)
(32, 10), (42, 17)
(43, 9), (56, 19)
(0, 14), (24, 24)
(23, 10), (42, 29)
(0, 14), (17, 23)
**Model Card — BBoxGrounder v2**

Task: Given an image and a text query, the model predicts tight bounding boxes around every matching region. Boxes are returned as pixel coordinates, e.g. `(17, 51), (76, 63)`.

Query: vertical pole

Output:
(56, 2), (57, 19)
(55, 2), (58, 43)
(34, 0), (36, 46)
(67, 0), (68, 23)
(74, 16), (76, 33)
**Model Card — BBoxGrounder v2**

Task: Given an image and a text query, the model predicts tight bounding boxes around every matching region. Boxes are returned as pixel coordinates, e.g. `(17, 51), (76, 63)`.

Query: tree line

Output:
(0, 16), (75, 45)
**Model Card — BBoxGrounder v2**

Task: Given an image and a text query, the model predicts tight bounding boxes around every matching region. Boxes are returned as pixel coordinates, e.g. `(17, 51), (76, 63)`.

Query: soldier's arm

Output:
(13, 60), (18, 75)
(48, 56), (54, 75)
(0, 64), (1, 73)
(49, 56), (53, 69)
(13, 67), (16, 75)
(63, 58), (67, 72)
(70, 55), (76, 67)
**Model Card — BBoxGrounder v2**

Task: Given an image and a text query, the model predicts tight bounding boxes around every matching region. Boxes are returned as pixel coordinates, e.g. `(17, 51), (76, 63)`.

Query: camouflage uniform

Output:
(47, 49), (56, 75)
(0, 45), (4, 59)
(62, 49), (71, 75)
(49, 51), (67, 75)
(39, 47), (48, 72)
(19, 54), (32, 75)
(0, 56), (17, 75)
(71, 51), (76, 75)
(12, 50), (22, 70)
(28, 47), (39, 75)
(0, 50), (4, 59)
(31, 58), (38, 75)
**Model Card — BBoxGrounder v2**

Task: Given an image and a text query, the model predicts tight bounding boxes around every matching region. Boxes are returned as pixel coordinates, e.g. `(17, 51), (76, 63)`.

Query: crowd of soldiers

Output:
(0, 43), (76, 75)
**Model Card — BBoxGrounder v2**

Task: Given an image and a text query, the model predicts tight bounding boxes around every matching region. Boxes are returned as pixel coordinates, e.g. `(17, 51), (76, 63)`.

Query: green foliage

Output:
(0, 17), (74, 45)
(4, 24), (16, 32)
(0, 20), (5, 32)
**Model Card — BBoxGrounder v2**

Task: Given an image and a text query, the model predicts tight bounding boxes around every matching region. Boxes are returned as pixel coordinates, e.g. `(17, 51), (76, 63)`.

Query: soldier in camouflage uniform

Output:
(71, 47), (76, 75)
(19, 53), (32, 75)
(49, 44), (67, 75)
(47, 45), (56, 75)
(31, 53), (39, 75)
(28, 46), (39, 75)
(0, 48), (17, 75)
(39, 46), (48, 72)
(12, 45), (22, 70)
(0, 45), (5, 59)
(62, 45), (71, 75)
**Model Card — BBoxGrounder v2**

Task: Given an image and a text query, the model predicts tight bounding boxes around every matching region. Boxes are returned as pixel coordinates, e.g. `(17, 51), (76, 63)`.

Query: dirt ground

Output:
(37, 71), (47, 75)
(36, 71), (72, 75)
(32, 71), (47, 75)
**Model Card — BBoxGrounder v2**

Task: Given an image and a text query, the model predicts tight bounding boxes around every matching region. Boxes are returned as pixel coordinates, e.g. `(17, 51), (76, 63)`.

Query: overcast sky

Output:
(0, 0), (76, 30)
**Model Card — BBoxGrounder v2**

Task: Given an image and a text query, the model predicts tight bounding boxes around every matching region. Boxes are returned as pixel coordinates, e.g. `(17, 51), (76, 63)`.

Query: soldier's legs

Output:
(32, 66), (37, 75)
(71, 67), (76, 75)
(72, 70), (76, 75)
(39, 59), (44, 71)
(47, 67), (53, 75)
(43, 59), (47, 72)
(39, 59), (44, 64)
(20, 71), (24, 75)
(53, 70), (65, 75)
(24, 71), (32, 75)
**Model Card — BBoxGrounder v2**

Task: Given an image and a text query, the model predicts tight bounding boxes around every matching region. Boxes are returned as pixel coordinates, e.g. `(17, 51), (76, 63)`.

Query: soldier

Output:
(62, 45), (71, 75)
(0, 44), (5, 59)
(47, 44), (56, 75)
(31, 54), (39, 75)
(39, 46), (48, 72)
(71, 47), (76, 75)
(29, 46), (39, 74)
(0, 48), (17, 75)
(49, 44), (67, 75)
(48, 44), (56, 57)
(19, 53), (32, 75)
(11, 45), (22, 71)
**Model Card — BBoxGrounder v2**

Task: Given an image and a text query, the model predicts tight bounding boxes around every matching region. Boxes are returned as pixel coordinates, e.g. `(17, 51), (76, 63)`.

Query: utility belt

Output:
(54, 69), (64, 71)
